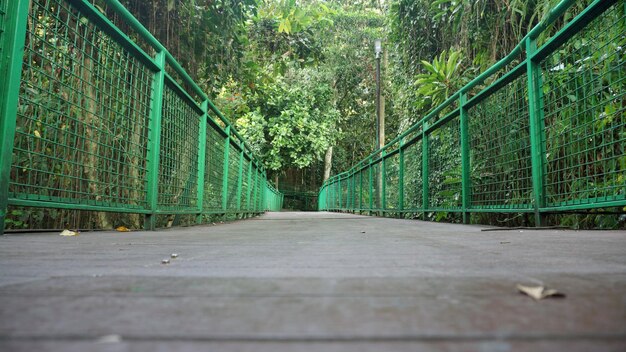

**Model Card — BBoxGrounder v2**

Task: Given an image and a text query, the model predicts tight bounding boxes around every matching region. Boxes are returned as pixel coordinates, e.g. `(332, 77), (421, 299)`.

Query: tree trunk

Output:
(323, 146), (333, 182)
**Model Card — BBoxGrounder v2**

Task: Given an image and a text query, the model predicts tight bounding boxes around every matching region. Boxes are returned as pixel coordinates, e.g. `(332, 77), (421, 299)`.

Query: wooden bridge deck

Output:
(0, 212), (624, 351)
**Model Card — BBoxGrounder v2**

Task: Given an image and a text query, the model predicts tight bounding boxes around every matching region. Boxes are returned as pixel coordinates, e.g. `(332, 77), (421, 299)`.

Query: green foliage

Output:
(413, 50), (469, 111)
(111, 0), (256, 93)
(257, 0), (333, 34)
(237, 68), (340, 171)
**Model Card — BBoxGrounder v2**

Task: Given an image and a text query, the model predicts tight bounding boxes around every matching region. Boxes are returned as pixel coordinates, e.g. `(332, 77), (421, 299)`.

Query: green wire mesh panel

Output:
(329, 180), (335, 209)
(347, 175), (353, 208)
(403, 140), (423, 210)
(249, 167), (257, 211)
(157, 84), (200, 211)
(11, 0), (152, 209)
(250, 170), (258, 211)
(226, 145), (240, 210)
(327, 181), (334, 209)
(339, 179), (343, 208)
(468, 74), (533, 209)
(332, 180), (339, 209)
(256, 170), (263, 211)
(203, 126), (224, 210)
(542, 3), (626, 208)
(428, 117), (462, 210)
(342, 178), (348, 208)
(352, 174), (358, 208)
(347, 175), (355, 209)
(325, 182), (332, 209)
(343, 177), (350, 209)
(372, 162), (381, 210)
(240, 158), (250, 210)
(360, 168), (369, 210)
(384, 153), (400, 210)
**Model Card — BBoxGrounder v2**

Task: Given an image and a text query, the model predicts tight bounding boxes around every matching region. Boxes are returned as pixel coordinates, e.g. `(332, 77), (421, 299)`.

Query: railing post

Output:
(398, 141), (405, 218)
(221, 126), (231, 212)
(144, 51), (166, 230)
(422, 125), (429, 221)
(236, 145), (244, 214)
(0, 0), (29, 236)
(526, 37), (547, 226)
(196, 100), (208, 225)
(459, 93), (471, 224)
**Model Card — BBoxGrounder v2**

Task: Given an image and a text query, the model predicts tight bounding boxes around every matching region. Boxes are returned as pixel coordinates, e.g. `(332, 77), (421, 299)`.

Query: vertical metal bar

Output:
(422, 126), (429, 220)
(236, 145), (244, 213)
(526, 37), (547, 226)
(195, 100), (208, 224)
(459, 93), (471, 224)
(144, 51), (166, 230)
(221, 126), (231, 212)
(0, 0), (29, 235)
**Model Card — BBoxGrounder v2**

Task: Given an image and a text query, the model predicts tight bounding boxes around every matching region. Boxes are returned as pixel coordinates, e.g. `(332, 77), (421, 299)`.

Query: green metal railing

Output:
(0, 0), (282, 234)
(319, 0), (625, 225)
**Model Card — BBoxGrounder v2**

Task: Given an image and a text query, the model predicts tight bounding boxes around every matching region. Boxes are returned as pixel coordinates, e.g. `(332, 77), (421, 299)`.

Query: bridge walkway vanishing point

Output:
(0, 211), (625, 351)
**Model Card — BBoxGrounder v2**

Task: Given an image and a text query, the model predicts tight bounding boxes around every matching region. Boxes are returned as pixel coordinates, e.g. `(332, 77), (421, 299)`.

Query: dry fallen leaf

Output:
(59, 229), (78, 237)
(115, 226), (130, 232)
(517, 284), (565, 300)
